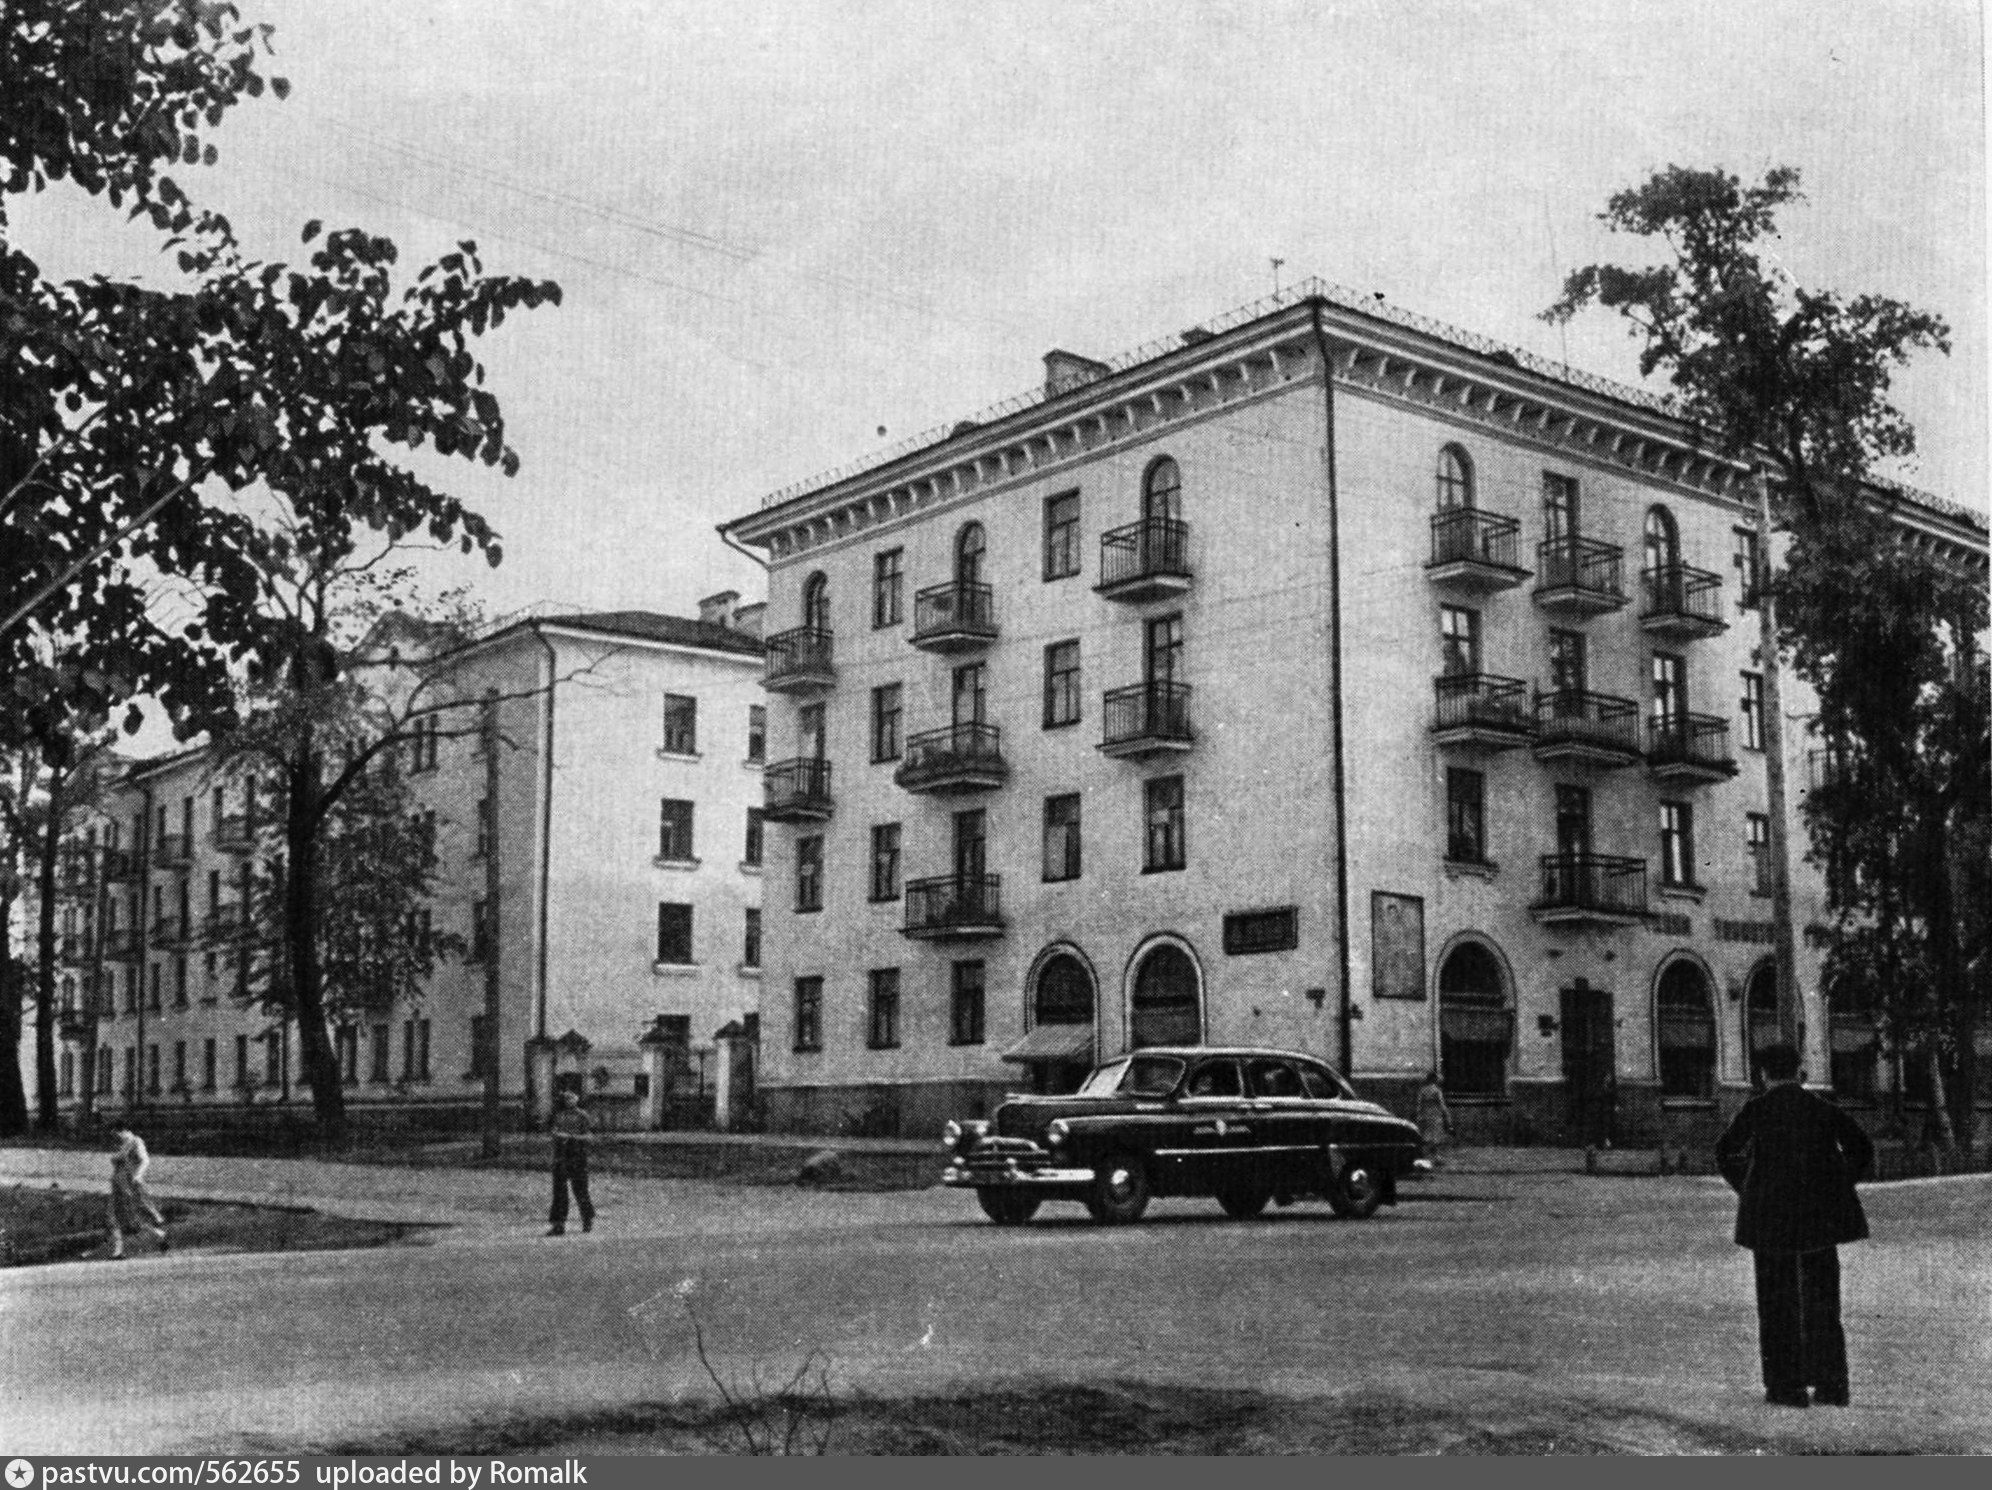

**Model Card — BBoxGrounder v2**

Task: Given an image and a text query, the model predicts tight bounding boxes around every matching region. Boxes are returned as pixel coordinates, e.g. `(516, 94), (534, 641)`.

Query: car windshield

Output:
(1078, 1055), (1186, 1097)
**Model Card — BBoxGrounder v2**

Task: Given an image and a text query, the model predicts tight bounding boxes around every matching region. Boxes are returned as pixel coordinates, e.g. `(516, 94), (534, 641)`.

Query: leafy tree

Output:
(1546, 165), (1987, 1149)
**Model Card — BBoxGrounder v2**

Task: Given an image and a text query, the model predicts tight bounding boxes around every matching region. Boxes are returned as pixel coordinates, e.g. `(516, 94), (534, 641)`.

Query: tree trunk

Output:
(285, 745), (347, 1145)
(33, 765), (63, 1128)
(0, 912), (26, 1136)
(1924, 1045), (1956, 1157)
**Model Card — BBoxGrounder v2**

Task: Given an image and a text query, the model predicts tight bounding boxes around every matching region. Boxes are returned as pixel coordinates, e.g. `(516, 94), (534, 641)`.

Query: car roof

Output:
(1109, 1047), (1337, 1064)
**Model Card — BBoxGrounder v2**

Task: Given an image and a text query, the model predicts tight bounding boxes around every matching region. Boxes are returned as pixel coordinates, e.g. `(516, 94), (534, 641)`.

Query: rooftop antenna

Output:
(1543, 192), (1571, 373)
(1270, 257), (1284, 298)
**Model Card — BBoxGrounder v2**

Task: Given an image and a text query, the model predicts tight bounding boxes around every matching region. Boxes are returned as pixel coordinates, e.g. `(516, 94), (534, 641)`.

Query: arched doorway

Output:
(1129, 940), (1201, 1048)
(1655, 959), (1716, 1100)
(1003, 950), (1098, 1094)
(1437, 940), (1512, 1098)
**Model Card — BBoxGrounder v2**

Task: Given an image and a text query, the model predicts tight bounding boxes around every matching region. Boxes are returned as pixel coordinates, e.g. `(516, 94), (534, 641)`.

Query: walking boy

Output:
(107, 1128), (168, 1259)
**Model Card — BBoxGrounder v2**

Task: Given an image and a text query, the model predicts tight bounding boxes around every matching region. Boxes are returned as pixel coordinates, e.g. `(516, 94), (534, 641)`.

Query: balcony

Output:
(1097, 517), (1192, 603)
(204, 901), (248, 944)
(1427, 510), (1529, 591)
(1647, 713), (1739, 785)
(1099, 681), (1193, 760)
(1640, 563), (1727, 640)
(1806, 747), (1849, 794)
(901, 874), (1004, 940)
(1533, 536), (1628, 615)
(103, 928), (142, 962)
(149, 915), (192, 949)
(1532, 689), (1642, 768)
(58, 934), (87, 964)
(101, 848), (142, 883)
(1432, 673), (1534, 751)
(1532, 853), (1648, 926)
(58, 1001), (94, 1040)
(910, 582), (997, 653)
(761, 758), (834, 822)
(214, 814), (257, 852)
(762, 626), (834, 693)
(153, 833), (193, 868)
(894, 722), (1008, 794)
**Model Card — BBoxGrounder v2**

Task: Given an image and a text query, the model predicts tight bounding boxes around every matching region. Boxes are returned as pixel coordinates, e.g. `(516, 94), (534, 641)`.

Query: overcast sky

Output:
(17, 0), (1986, 628)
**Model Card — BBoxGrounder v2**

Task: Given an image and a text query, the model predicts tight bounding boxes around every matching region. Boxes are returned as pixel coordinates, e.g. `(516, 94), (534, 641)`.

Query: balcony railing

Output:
(1097, 517), (1191, 601)
(762, 626), (834, 692)
(910, 582), (997, 652)
(902, 873), (1004, 939)
(1807, 747), (1849, 793)
(153, 833), (193, 867)
(1532, 688), (1641, 765)
(1647, 713), (1739, 783)
(1640, 563), (1726, 639)
(894, 721), (1008, 794)
(103, 928), (142, 961)
(1100, 681), (1193, 759)
(58, 934), (87, 964)
(1534, 536), (1628, 614)
(214, 813), (256, 851)
(149, 914), (192, 949)
(1533, 853), (1648, 922)
(1432, 673), (1534, 749)
(762, 757), (834, 821)
(1427, 509), (1528, 589)
(204, 901), (248, 943)
(101, 848), (142, 882)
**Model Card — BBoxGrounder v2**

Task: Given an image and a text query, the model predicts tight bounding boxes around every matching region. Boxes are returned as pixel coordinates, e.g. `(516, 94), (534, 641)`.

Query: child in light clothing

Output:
(107, 1129), (168, 1259)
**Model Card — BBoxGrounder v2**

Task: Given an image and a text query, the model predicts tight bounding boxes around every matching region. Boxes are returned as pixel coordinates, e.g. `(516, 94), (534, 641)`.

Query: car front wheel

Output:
(976, 1191), (1041, 1226)
(1327, 1160), (1384, 1219)
(1087, 1157), (1151, 1224)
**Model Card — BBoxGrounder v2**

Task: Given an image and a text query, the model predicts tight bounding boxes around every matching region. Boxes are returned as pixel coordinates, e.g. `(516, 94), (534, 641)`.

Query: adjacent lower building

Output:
(26, 597), (769, 1132)
(720, 279), (1986, 1146)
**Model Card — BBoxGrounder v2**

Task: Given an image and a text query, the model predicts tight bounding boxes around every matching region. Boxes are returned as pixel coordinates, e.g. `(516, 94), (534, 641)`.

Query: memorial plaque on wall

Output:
(1370, 890), (1426, 1000)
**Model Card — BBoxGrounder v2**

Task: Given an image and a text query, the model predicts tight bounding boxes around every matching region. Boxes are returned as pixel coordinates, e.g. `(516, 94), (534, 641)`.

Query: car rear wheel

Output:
(1327, 1160), (1384, 1219)
(1087, 1157), (1151, 1224)
(1215, 1185), (1271, 1219)
(976, 1191), (1041, 1226)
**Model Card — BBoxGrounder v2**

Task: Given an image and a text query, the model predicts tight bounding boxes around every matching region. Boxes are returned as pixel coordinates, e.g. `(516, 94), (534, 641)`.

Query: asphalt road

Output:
(3, 1164), (1988, 1454)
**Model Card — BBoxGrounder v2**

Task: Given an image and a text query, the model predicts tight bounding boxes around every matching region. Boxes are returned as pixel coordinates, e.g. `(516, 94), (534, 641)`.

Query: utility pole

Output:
(480, 697), (503, 1160)
(1752, 469), (1827, 1084)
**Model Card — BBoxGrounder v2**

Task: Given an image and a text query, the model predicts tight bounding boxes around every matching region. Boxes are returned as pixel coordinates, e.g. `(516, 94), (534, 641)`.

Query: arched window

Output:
(1438, 940), (1511, 1096)
(1436, 446), (1474, 510)
(1034, 954), (1094, 1026)
(801, 572), (829, 632)
(1743, 962), (1780, 1082)
(1643, 506), (1680, 573)
(1656, 960), (1716, 1099)
(954, 522), (986, 587)
(1130, 942), (1200, 1047)
(1143, 457), (1182, 525)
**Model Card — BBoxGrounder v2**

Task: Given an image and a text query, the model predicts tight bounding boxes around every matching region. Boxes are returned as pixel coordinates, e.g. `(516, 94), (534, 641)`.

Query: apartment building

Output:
(720, 281), (1985, 1146)
(32, 597), (768, 1131)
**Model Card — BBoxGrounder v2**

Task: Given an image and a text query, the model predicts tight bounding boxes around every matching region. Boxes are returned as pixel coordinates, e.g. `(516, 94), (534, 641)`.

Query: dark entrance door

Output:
(1560, 983), (1615, 1146)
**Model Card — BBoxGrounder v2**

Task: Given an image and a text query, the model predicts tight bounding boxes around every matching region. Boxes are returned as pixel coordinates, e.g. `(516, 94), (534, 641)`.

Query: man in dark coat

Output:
(546, 1089), (596, 1236)
(1714, 1043), (1874, 1408)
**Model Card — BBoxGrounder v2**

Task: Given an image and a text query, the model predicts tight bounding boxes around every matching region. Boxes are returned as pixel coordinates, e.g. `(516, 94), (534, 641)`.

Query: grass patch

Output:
(0, 1182), (430, 1267)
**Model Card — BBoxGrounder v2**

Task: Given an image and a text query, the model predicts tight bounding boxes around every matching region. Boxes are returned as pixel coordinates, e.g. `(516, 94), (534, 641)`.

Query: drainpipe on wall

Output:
(1307, 302), (1358, 1078)
(527, 623), (558, 1047)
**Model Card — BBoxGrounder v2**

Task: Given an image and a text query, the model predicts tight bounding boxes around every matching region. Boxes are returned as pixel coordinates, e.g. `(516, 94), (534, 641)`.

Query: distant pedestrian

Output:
(1415, 1069), (1453, 1167)
(106, 1128), (168, 1260)
(1714, 1043), (1874, 1408)
(546, 1090), (595, 1236)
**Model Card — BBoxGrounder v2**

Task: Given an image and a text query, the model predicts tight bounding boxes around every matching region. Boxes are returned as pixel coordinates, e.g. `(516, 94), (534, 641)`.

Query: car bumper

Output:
(942, 1158), (1096, 1189)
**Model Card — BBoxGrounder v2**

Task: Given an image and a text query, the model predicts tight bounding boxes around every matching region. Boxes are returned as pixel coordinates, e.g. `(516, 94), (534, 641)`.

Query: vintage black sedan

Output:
(941, 1046), (1422, 1225)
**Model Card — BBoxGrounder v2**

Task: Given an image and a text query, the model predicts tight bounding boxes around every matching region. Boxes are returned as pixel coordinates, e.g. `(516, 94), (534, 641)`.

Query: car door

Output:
(1163, 1056), (1252, 1194)
(1245, 1056), (1315, 1193)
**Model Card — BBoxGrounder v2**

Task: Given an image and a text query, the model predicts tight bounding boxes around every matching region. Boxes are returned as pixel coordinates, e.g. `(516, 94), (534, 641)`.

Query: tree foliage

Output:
(1548, 164), (1987, 1146)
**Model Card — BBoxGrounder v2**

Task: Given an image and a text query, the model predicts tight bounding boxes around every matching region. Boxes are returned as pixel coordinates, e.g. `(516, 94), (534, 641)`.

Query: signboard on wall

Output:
(1370, 891), (1426, 1001)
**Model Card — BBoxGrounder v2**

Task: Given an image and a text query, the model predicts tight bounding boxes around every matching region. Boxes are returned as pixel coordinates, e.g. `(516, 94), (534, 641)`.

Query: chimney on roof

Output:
(731, 602), (765, 640)
(698, 590), (740, 630)
(1043, 349), (1111, 400)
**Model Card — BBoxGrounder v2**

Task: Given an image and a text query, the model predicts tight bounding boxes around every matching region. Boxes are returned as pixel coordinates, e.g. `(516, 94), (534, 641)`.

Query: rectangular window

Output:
(795, 834), (824, 912)
(471, 899), (490, 961)
(873, 547), (904, 628)
(743, 908), (761, 970)
(202, 1037), (216, 1091)
(656, 902), (694, 964)
(1042, 794), (1081, 882)
(148, 962), (160, 1012)
(1651, 652), (1687, 728)
(1223, 907), (1299, 955)
(1660, 801), (1695, 888)
(236, 1034), (252, 1088)
(868, 968), (901, 1049)
(1747, 813), (1772, 896)
(1446, 767), (1487, 864)
(474, 797), (492, 859)
(869, 823), (901, 902)
(950, 961), (986, 1046)
(1145, 613), (1185, 685)
(1543, 471), (1579, 540)
(663, 693), (698, 755)
(952, 662), (986, 726)
(1044, 490), (1081, 580)
(793, 976), (823, 1052)
(1733, 527), (1763, 609)
(1144, 775), (1186, 872)
(468, 1014), (490, 1079)
(1556, 784), (1593, 858)
(407, 1018), (430, 1081)
(336, 1026), (358, 1085)
(798, 701), (826, 760)
(1439, 605), (1480, 676)
(1548, 628), (1587, 694)
(1043, 640), (1082, 728)
(1740, 672), (1764, 751)
(173, 1040), (186, 1090)
(366, 1025), (387, 1084)
(174, 956), (188, 1008)
(409, 714), (440, 773)
(871, 683), (903, 762)
(59, 1050), (74, 1098)
(146, 1043), (160, 1095)
(744, 807), (764, 867)
(746, 704), (767, 763)
(262, 1034), (280, 1087)
(658, 798), (695, 861)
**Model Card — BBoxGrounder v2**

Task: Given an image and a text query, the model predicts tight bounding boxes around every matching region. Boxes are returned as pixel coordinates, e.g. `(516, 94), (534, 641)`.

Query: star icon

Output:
(6, 1458), (36, 1489)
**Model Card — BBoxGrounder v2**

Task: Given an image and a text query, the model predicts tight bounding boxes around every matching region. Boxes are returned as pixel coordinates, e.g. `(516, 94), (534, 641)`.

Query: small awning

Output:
(1001, 1023), (1096, 1066)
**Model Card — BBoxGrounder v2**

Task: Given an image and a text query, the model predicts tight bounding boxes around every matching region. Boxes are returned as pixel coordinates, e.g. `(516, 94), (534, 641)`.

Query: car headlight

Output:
(1046, 1119), (1069, 1147)
(943, 1119), (988, 1152)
